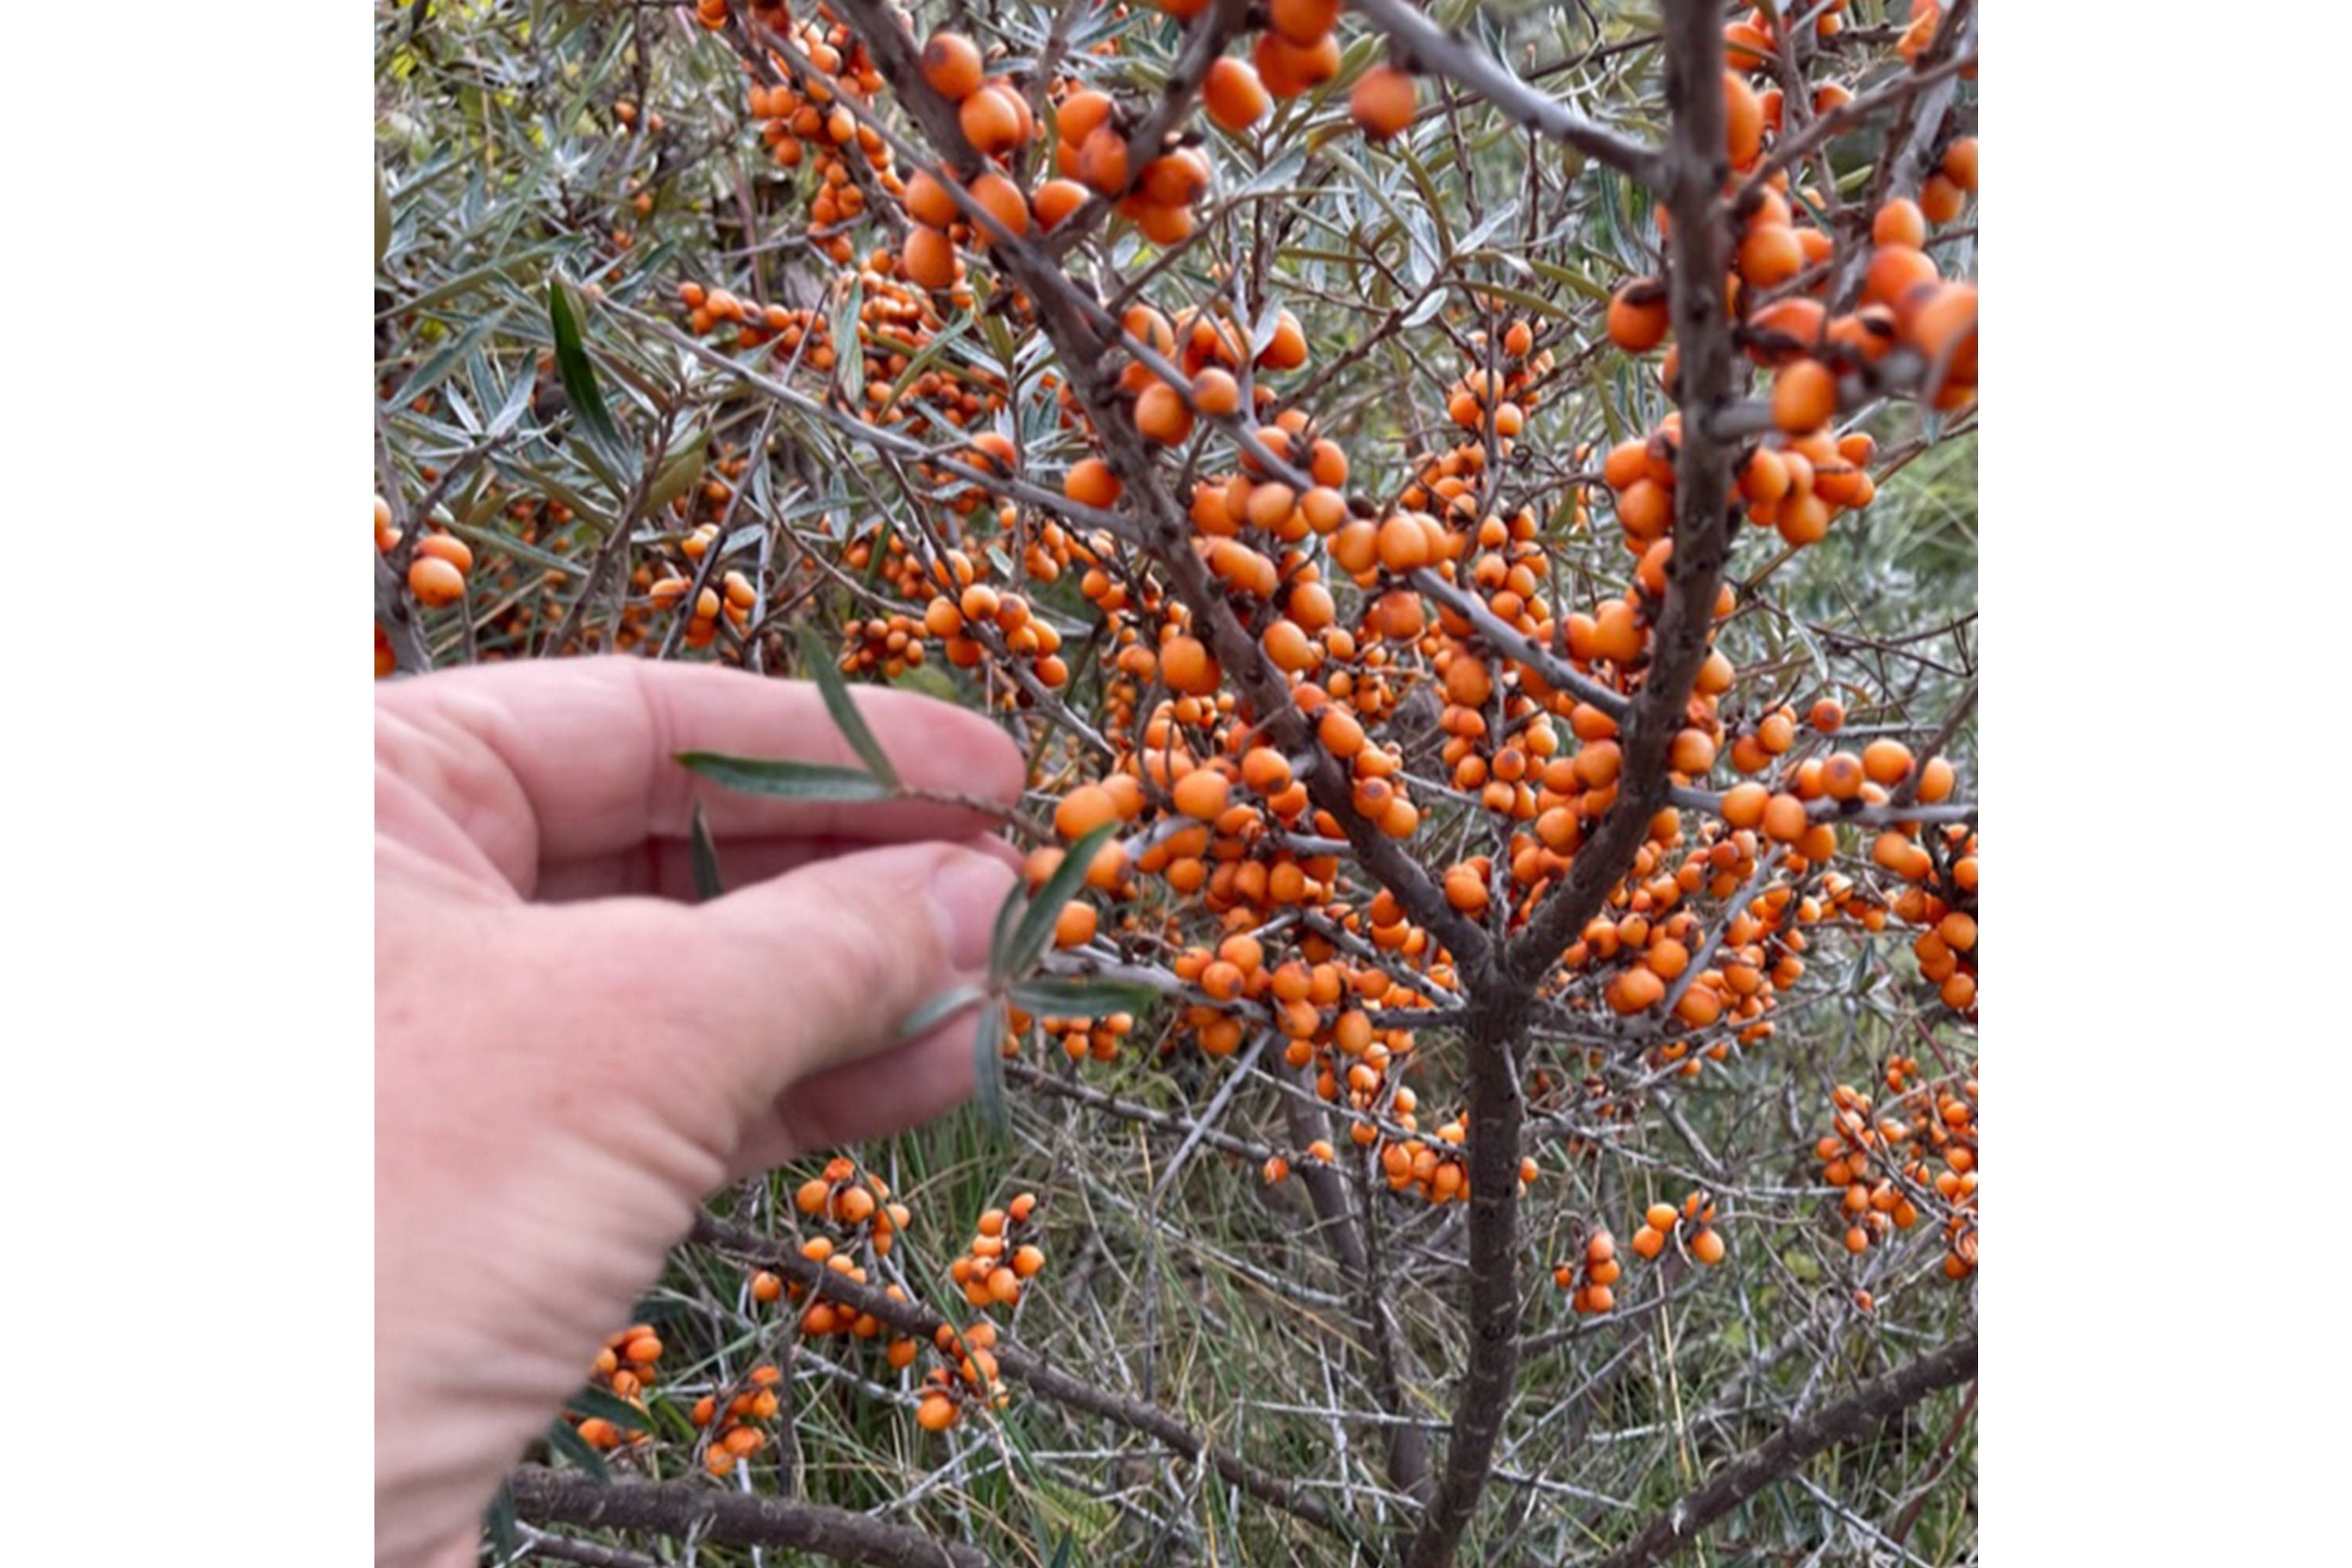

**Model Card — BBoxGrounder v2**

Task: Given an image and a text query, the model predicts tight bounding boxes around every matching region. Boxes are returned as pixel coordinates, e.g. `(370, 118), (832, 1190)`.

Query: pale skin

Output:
(376, 658), (1022, 1568)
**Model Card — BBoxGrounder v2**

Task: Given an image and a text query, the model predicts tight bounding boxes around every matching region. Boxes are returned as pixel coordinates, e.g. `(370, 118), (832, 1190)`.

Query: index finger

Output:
(376, 657), (1027, 894)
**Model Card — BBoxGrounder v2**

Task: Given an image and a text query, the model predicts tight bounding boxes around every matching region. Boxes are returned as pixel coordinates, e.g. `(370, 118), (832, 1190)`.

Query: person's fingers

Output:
(728, 1017), (980, 1178)
(561, 838), (1014, 1167)
(535, 831), (1025, 906)
(376, 658), (1025, 895)
(531, 834), (841, 905)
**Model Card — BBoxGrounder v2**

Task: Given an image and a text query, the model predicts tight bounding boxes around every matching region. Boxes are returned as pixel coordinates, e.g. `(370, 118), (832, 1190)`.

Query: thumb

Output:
(652, 839), (1015, 1167)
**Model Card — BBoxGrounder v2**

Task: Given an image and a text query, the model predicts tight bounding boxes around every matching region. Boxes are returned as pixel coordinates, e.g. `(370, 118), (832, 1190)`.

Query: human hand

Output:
(375, 657), (1022, 1568)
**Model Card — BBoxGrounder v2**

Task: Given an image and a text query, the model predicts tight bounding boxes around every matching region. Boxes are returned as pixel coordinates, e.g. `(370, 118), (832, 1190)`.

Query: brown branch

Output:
(690, 1215), (1347, 1538)
(1005, 1058), (1276, 1166)
(1405, 9), (1740, 1561)
(1831, 0), (1975, 313)
(373, 405), (434, 675)
(1399, 990), (1531, 1568)
(1279, 1085), (1433, 1511)
(515, 1523), (665, 1568)
(823, 0), (1486, 968)
(1347, 0), (1664, 184)
(1040, 4), (1250, 257)
(508, 1465), (986, 1568)
(1503, 0), (1740, 992)
(1596, 1330), (1977, 1568)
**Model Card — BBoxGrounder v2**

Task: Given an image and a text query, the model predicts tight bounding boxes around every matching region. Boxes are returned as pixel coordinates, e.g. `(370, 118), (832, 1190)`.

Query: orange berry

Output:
(1203, 57), (1271, 131)
(1351, 67), (1416, 140)
(919, 32), (984, 100)
(1160, 634), (1219, 695)
(1771, 359), (1837, 434)
(960, 84), (1026, 156)
(902, 224), (958, 291)
(1606, 279), (1670, 352)
(1172, 768), (1231, 820)
(408, 555), (466, 608)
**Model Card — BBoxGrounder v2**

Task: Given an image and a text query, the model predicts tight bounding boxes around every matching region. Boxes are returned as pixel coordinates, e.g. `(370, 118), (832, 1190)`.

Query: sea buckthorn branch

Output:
(508, 1464), (989, 1568)
(1884, 676), (1973, 813)
(691, 1214), (1349, 1537)
(744, 0), (1325, 499)
(372, 405), (435, 676)
(1405, 9), (1739, 1561)
(1504, 1), (1739, 993)
(1396, 985), (1530, 1568)
(514, 1521), (666, 1568)
(860, 106), (1491, 979)
(1004, 1057), (1283, 1167)
(1661, 782), (1974, 828)
(1731, 41), (1980, 210)
(1594, 1327), (1976, 1568)
(604, 298), (1146, 542)
(657, 404), (777, 661)
(1346, 0), (1666, 185)
(1410, 567), (1632, 719)
(1276, 1077), (1439, 1510)
(1832, 0), (1975, 315)
(1038, 0), (1254, 259)
(540, 404), (682, 658)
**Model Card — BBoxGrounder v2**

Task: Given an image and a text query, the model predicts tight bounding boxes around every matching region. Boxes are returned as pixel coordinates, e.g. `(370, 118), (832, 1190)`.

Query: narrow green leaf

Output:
(386, 305), (516, 410)
(1003, 823), (1118, 980)
(1008, 976), (1160, 1019)
(830, 276), (866, 409)
(1526, 256), (1616, 306)
(383, 241), (564, 317)
(547, 278), (623, 461)
(973, 996), (1008, 1138)
(543, 1417), (610, 1479)
(642, 433), (708, 514)
(795, 627), (901, 788)
(987, 869), (1026, 989)
(375, 165), (394, 271)
(899, 982), (986, 1040)
(566, 1384), (652, 1433)
(676, 752), (893, 802)
(877, 316), (972, 416)
(688, 801), (724, 902)
(484, 1479), (520, 1565)
(489, 361), (538, 437)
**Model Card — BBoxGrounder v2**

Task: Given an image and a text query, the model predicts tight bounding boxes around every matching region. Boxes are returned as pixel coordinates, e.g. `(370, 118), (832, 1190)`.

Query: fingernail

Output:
(929, 851), (1012, 974)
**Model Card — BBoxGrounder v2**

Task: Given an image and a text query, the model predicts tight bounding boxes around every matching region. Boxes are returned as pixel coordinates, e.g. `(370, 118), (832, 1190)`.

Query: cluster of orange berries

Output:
(1114, 300), (1312, 447)
(1436, 319), (1553, 439)
(793, 1156), (913, 1254)
(918, 576), (1073, 690)
(1160, 0), (1388, 139)
(1040, 1007), (1140, 1063)
(1886, 824), (1976, 1014)
(752, 63), (891, 249)
(380, 495), (479, 614)
(676, 267), (1004, 437)
(688, 1363), (785, 1475)
(641, 524), (756, 652)
(1818, 1062), (1976, 1276)
(914, 1318), (1007, 1433)
(1378, 1123), (1544, 1207)
(1549, 1197), (1729, 1312)
(1632, 1195), (1730, 1271)
(1555, 1227), (1628, 1314)
(1602, 12), (1978, 522)
(947, 1192), (1044, 1309)
(571, 1323), (664, 1450)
